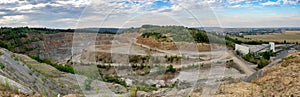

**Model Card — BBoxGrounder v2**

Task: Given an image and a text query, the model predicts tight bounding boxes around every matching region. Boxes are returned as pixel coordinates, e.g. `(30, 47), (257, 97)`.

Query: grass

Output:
(75, 65), (100, 79)
(29, 55), (75, 74)
(130, 85), (137, 97)
(5, 78), (11, 91)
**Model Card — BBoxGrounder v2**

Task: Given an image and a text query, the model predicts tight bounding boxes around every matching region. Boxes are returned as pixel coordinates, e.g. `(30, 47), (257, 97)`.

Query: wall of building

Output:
(235, 44), (250, 55)
(269, 42), (275, 52)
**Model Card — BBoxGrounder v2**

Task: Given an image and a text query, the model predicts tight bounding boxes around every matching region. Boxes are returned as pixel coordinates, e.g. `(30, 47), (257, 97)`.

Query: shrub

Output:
(259, 50), (275, 60)
(141, 32), (162, 39)
(242, 52), (257, 64)
(0, 62), (5, 69)
(102, 75), (126, 86)
(97, 64), (111, 70)
(166, 65), (176, 73)
(281, 61), (290, 67)
(165, 55), (181, 63)
(130, 85), (137, 97)
(137, 84), (157, 92)
(53, 64), (75, 74)
(257, 58), (270, 69)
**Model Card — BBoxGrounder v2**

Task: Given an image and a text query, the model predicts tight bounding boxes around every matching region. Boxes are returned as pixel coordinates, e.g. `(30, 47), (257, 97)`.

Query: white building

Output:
(235, 44), (250, 55)
(235, 42), (276, 55)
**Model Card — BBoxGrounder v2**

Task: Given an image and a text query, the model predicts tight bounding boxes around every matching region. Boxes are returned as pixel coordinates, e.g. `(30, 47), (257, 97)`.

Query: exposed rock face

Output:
(6, 32), (116, 63)
(0, 48), (82, 96)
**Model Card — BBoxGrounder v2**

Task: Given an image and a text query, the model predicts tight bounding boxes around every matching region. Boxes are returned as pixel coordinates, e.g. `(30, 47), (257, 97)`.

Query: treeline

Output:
(133, 25), (226, 44)
(31, 27), (74, 34)
(0, 27), (44, 51)
(1, 27), (74, 34)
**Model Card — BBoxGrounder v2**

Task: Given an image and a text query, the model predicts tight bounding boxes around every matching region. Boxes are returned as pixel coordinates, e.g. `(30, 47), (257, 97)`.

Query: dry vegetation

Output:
(215, 51), (300, 97)
(244, 31), (300, 43)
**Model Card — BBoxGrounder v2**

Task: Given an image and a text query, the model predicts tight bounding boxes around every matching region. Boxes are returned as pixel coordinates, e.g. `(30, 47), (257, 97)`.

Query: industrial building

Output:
(235, 42), (275, 55)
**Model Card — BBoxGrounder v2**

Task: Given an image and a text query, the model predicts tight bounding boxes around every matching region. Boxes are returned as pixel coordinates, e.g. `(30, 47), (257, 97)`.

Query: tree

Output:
(259, 50), (275, 60)
(257, 58), (270, 69)
(242, 52), (257, 64)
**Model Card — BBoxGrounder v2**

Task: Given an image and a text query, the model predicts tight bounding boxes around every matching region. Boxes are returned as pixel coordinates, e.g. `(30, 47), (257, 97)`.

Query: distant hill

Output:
(195, 27), (300, 35)
(77, 28), (126, 34)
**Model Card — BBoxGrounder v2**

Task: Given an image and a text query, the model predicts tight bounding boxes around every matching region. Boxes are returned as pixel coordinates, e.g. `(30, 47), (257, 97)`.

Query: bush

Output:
(137, 84), (157, 92)
(242, 52), (257, 64)
(0, 62), (5, 69)
(141, 32), (162, 39)
(130, 85), (137, 97)
(102, 75), (126, 86)
(97, 64), (111, 70)
(165, 55), (181, 63)
(166, 65), (176, 73)
(259, 50), (275, 60)
(53, 64), (75, 74)
(257, 58), (270, 69)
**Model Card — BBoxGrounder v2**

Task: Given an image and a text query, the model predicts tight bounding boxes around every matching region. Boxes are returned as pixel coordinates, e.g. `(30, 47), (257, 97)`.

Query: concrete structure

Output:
(235, 44), (250, 55)
(235, 42), (276, 55)
(269, 42), (275, 52)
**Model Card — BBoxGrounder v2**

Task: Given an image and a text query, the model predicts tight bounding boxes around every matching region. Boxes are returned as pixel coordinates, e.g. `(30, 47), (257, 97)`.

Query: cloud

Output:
(228, 4), (242, 8)
(0, 0), (23, 4)
(227, 0), (246, 4)
(9, 3), (49, 11)
(0, 15), (27, 24)
(261, 1), (281, 6)
(0, 12), (6, 15)
(56, 0), (91, 7)
(0, 0), (299, 28)
(282, 0), (300, 4)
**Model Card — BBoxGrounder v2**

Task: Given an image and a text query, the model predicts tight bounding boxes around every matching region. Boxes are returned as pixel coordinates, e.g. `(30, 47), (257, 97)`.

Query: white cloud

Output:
(0, 15), (27, 24)
(0, 12), (6, 15)
(261, 1), (280, 6)
(227, 0), (245, 4)
(0, 0), (22, 4)
(228, 4), (242, 8)
(56, 0), (91, 7)
(0, 0), (299, 28)
(282, 0), (300, 4)
(10, 3), (49, 11)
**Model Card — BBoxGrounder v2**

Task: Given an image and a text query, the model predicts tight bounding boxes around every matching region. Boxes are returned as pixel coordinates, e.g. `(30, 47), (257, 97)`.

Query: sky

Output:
(0, 0), (299, 28)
